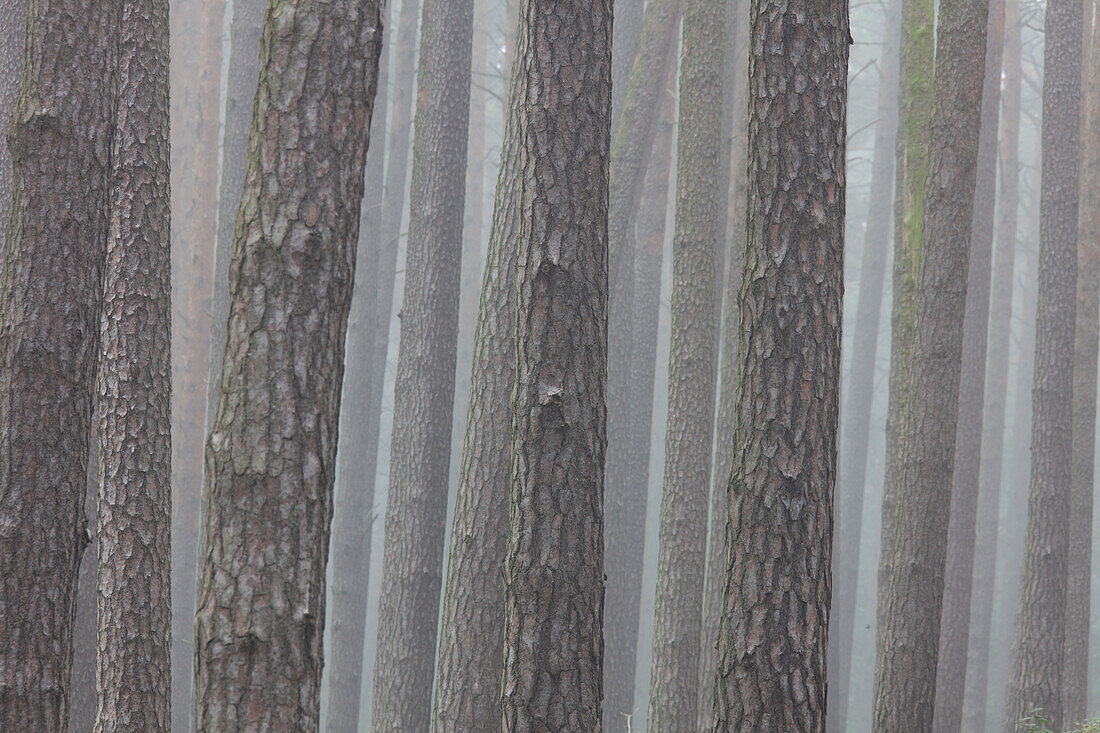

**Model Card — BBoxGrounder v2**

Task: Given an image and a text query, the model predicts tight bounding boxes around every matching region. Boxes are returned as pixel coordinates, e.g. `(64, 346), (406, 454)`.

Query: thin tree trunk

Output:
(646, 0), (724, 723)
(962, 1), (1021, 728)
(826, 5), (899, 729)
(713, 0), (848, 728)
(71, 454), (98, 732)
(370, 0), (474, 726)
(0, 0), (116, 727)
(324, 17), (389, 733)
(191, 0), (385, 727)
(1063, 2), (1100, 720)
(930, 4), (1003, 731)
(499, 0), (611, 727)
(1004, 1), (1083, 729)
(95, 0), (172, 726)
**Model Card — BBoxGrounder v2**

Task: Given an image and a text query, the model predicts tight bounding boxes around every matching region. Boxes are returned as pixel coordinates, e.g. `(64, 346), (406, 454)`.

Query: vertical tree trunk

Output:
(191, 0), (385, 728)
(324, 16), (389, 733)
(370, 0), (474, 727)
(0, 0), (24, 249)
(645, 0), (724, 723)
(0, 0), (116, 728)
(499, 0), (611, 727)
(169, 0), (225, 724)
(962, 1), (1021, 728)
(930, 4), (1003, 732)
(70, 454), (98, 732)
(95, 0), (172, 726)
(1004, 1), (1083, 730)
(1063, 1), (1100, 720)
(713, 0), (848, 728)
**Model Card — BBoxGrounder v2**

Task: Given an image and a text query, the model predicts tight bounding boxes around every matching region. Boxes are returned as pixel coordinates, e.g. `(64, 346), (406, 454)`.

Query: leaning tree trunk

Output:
(95, 0), (172, 727)
(0, 0), (116, 728)
(645, 0), (724, 723)
(1004, 1), (1083, 730)
(499, 0), (611, 727)
(930, 4), (1003, 731)
(712, 0), (847, 728)
(1063, 2), (1100, 720)
(190, 0), (385, 728)
(370, 0), (474, 727)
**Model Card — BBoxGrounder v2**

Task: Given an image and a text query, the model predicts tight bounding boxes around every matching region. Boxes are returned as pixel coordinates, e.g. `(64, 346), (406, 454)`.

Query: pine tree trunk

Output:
(0, 0), (23, 250)
(1004, 1), (1083, 729)
(324, 17), (389, 733)
(0, 0), (116, 727)
(499, 0), (611, 727)
(713, 1), (848, 728)
(1063, 3), (1100, 720)
(930, 4), (1003, 732)
(646, 0), (724, 723)
(191, 1), (385, 728)
(95, 0), (172, 726)
(370, 0), (474, 727)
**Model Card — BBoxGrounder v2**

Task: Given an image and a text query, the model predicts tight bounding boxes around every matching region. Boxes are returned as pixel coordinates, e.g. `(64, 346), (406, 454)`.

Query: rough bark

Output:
(95, 0), (172, 726)
(930, 4), (1003, 731)
(712, 0), (848, 728)
(1063, 2), (1100, 721)
(1003, 1), (1083, 730)
(0, 0), (116, 727)
(324, 15), (389, 733)
(370, 0), (474, 727)
(825, 5), (899, 730)
(961, 1), (1021, 728)
(645, 0), (724, 723)
(190, 1), (385, 729)
(168, 0), (224, 725)
(0, 0), (24, 250)
(499, 0), (611, 727)
(432, 20), (523, 728)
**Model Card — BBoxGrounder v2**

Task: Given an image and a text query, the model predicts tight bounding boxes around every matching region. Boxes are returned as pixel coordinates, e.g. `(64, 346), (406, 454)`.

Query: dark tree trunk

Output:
(1004, 1), (1083, 730)
(499, 0), (611, 727)
(0, 0), (23, 250)
(95, 0), (172, 726)
(825, 4), (898, 729)
(370, 0), (474, 727)
(191, 0), (385, 728)
(930, 4), (1003, 731)
(712, 0), (848, 728)
(646, 0), (724, 723)
(0, 0), (116, 727)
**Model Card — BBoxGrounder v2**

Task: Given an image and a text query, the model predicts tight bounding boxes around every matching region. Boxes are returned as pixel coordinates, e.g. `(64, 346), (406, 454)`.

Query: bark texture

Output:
(0, 0), (116, 728)
(1004, 1), (1082, 730)
(645, 0), (724, 723)
(191, 1), (385, 729)
(370, 0), (474, 726)
(0, 0), (24, 249)
(499, 0), (611, 727)
(930, 4), (1003, 731)
(95, 0), (172, 726)
(712, 0), (847, 728)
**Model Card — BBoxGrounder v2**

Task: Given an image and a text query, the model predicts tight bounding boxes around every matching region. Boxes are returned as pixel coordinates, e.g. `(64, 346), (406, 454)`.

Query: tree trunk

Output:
(71, 454), (98, 732)
(370, 0), (474, 727)
(1004, 1), (1083, 730)
(0, 0), (24, 251)
(190, 0), (385, 728)
(499, 0), (611, 727)
(1063, 2), (1100, 721)
(929, 5), (1003, 732)
(961, 1), (1021, 728)
(168, 0), (224, 725)
(95, 0), (172, 726)
(0, 0), (116, 727)
(712, 0), (848, 728)
(323, 14), (389, 733)
(645, 0), (724, 723)
(611, 0), (644, 124)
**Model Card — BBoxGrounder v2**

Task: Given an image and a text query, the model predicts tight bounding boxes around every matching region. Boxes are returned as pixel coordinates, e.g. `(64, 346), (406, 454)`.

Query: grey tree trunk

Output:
(95, 0), (172, 726)
(712, 0), (848, 728)
(0, 0), (116, 727)
(499, 0), (611, 727)
(191, 0), (385, 728)
(0, 0), (24, 251)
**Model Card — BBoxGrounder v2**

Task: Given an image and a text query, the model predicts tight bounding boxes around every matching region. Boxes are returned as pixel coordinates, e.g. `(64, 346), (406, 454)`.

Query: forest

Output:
(0, 0), (1093, 731)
